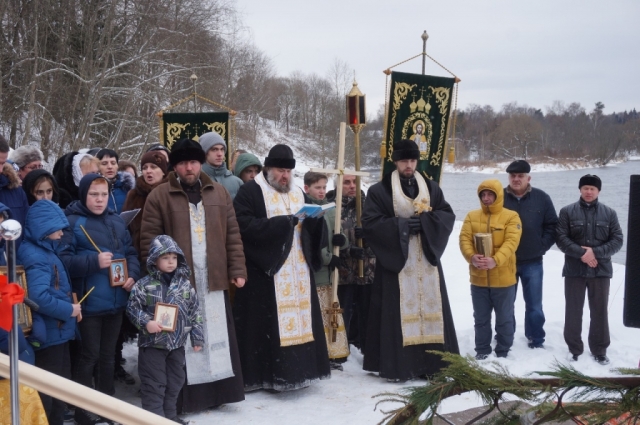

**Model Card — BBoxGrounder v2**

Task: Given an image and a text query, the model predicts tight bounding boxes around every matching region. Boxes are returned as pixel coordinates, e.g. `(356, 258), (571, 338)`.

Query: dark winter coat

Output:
(503, 185), (558, 264)
(52, 151), (79, 209)
(127, 235), (204, 351)
(0, 163), (29, 247)
(59, 174), (140, 316)
(108, 171), (135, 213)
(140, 171), (247, 292)
(21, 169), (60, 206)
(556, 197), (623, 278)
(18, 200), (75, 350)
(326, 190), (375, 285)
(122, 174), (167, 257)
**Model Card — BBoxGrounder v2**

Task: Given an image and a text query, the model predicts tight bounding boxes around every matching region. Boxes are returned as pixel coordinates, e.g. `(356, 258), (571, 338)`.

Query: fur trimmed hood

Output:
(0, 163), (22, 190)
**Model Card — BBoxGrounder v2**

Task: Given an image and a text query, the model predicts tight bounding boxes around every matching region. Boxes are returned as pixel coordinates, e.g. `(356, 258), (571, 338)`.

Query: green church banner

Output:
(161, 112), (229, 151)
(382, 71), (455, 182)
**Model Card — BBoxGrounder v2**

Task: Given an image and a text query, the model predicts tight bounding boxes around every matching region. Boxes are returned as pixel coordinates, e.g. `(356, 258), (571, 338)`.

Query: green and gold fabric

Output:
(161, 112), (230, 160)
(382, 71), (455, 183)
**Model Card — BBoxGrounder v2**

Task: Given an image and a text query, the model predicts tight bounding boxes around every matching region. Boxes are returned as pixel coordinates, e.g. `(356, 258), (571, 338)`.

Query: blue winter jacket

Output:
(17, 200), (75, 349)
(108, 171), (135, 214)
(59, 175), (140, 317)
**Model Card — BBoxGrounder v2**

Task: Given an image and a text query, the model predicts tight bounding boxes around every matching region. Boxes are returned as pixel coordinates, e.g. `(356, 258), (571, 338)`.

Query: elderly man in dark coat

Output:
(141, 138), (247, 413)
(233, 144), (330, 392)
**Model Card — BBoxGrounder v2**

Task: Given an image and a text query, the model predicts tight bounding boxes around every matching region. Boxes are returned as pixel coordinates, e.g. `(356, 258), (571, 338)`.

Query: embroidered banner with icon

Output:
(382, 71), (455, 183)
(161, 112), (229, 151)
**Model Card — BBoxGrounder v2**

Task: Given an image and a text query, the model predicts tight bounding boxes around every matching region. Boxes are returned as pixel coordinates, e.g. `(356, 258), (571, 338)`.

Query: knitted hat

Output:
(264, 144), (295, 169)
(506, 160), (531, 174)
(140, 151), (168, 175)
(579, 174), (601, 191)
(391, 139), (420, 161)
(9, 145), (44, 168)
(169, 139), (205, 165)
(198, 132), (227, 154)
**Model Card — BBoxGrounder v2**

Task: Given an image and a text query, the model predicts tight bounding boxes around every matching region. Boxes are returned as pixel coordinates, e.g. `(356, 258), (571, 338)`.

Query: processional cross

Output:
(310, 122), (369, 342)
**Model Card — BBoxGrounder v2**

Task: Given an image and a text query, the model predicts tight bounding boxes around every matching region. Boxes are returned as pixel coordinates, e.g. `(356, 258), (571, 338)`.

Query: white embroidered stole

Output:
(255, 172), (314, 347)
(185, 202), (234, 384)
(391, 171), (445, 346)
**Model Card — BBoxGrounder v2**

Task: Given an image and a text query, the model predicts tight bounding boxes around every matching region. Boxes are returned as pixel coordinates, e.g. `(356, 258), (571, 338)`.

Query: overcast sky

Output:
(233, 0), (639, 117)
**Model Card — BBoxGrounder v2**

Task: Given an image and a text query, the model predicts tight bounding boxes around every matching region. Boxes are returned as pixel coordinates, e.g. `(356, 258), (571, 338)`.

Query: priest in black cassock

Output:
(233, 144), (331, 391)
(362, 139), (459, 382)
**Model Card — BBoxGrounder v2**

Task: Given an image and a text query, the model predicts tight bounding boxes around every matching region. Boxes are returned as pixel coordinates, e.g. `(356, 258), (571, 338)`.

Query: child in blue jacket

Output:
(18, 199), (81, 425)
(58, 173), (139, 425)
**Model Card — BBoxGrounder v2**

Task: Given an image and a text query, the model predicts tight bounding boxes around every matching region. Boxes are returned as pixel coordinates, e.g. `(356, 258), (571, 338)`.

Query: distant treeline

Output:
(453, 101), (640, 165)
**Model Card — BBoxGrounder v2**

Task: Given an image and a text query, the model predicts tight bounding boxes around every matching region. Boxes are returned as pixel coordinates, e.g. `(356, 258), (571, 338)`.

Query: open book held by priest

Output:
(294, 202), (335, 220)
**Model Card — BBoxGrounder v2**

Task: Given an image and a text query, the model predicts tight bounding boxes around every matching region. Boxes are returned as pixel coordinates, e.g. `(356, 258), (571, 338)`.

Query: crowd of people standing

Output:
(0, 134), (625, 424)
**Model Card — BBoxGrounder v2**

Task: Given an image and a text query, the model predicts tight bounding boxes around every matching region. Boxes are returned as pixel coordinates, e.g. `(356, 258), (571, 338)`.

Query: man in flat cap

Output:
(232, 144), (330, 392)
(556, 174), (623, 365)
(361, 139), (459, 381)
(503, 160), (558, 349)
(141, 138), (247, 414)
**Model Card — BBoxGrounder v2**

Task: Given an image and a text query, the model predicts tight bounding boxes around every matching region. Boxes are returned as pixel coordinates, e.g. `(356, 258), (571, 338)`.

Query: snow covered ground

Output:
(117, 221), (637, 424)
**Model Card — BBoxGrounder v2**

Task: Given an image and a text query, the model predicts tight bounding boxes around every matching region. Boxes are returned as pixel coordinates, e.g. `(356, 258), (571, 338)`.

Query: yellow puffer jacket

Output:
(459, 179), (522, 287)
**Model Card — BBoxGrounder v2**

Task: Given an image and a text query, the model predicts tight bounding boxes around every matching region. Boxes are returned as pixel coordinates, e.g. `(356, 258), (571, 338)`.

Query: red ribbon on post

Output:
(0, 275), (24, 332)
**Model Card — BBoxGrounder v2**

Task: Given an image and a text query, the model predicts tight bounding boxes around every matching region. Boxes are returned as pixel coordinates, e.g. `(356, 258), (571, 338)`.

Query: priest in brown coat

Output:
(141, 138), (247, 413)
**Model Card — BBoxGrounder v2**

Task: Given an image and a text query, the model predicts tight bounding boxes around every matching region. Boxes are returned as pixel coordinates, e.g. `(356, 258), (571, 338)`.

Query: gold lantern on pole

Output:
(346, 80), (366, 277)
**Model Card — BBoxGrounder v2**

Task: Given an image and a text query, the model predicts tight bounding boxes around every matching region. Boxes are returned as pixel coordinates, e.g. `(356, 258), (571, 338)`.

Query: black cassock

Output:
(232, 180), (331, 391)
(361, 173), (459, 380)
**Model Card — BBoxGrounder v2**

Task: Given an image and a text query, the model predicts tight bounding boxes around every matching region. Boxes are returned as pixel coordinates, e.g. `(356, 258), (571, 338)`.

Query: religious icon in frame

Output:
(109, 259), (128, 287)
(0, 266), (32, 334)
(154, 303), (178, 332)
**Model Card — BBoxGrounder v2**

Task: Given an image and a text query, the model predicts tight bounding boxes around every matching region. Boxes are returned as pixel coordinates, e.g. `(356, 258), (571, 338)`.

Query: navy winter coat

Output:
(17, 200), (75, 349)
(108, 171), (135, 214)
(503, 186), (558, 264)
(59, 175), (140, 317)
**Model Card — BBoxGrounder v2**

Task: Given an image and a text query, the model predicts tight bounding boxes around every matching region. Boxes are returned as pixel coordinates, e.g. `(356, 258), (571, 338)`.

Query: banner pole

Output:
(421, 31), (429, 75)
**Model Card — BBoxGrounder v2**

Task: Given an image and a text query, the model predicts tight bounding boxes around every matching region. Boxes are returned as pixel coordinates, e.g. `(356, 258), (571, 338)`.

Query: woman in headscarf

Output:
(21, 169), (60, 205)
(122, 151), (168, 256)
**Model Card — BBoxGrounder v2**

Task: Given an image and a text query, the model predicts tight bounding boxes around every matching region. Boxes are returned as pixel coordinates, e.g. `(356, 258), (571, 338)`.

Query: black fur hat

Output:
(169, 139), (205, 165)
(264, 144), (296, 169)
(391, 139), (420, 161)
(579, 174), (601, 191)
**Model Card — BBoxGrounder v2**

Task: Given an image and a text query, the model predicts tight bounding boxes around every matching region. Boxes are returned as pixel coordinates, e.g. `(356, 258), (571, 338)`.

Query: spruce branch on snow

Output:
(375, 352), (640, 425)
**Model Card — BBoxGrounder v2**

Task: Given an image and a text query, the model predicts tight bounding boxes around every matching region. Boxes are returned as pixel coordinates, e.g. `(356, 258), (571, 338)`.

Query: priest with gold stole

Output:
(233, 144), (330, 391)
(362, 139), (459, 381)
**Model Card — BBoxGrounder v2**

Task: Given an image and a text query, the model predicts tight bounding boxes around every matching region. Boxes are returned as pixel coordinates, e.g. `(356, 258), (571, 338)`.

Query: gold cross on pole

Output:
(310, 122), (368, 342)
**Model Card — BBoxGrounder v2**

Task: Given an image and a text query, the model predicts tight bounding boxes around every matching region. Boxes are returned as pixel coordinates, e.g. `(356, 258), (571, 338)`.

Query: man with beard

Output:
(140, 138), (247, 414)
(233, 144), (330, 392)
(326, 174), (375, 353)
(361, 139), (459, 382)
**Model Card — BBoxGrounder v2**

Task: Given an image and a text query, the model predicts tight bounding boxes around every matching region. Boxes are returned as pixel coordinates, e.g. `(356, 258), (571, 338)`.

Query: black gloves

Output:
(408, 216), (422, 235)
(328, 255), (341, 271)
(354, 226), (364, 239)
(289, 215), (299, 226)
(332, 234), (346, 247)
(349, 246), (365, 259)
